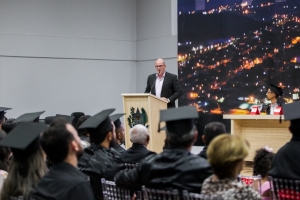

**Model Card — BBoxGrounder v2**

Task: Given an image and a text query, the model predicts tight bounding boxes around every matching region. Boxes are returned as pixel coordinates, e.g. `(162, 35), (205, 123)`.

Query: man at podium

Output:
(144, 58), (182, 108)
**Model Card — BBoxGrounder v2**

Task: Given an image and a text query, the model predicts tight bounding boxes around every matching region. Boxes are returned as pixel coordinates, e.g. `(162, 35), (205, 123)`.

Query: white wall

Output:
(0, 0), (178, 118)
(0, 0), (137, 118)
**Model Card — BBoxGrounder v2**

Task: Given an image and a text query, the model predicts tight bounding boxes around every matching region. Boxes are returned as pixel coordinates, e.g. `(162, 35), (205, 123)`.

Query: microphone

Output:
(150, 81), (155, 94)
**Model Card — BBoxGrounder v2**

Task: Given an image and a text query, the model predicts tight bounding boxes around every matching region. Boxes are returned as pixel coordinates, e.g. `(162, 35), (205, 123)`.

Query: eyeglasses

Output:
(155, 65), (165, 68)
(266, 91), (273, 94)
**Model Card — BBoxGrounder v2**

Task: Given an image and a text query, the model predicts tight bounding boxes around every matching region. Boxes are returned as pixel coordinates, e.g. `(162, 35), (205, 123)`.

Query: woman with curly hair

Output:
(253, 146), (275, 200)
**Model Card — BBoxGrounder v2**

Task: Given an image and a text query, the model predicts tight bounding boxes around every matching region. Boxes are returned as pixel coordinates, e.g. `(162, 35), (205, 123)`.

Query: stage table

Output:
(223, 115), (291, 161)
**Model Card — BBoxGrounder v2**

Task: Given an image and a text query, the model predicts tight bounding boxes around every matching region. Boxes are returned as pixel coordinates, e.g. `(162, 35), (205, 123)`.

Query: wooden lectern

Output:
(122, 93), (168, 153)
(223, 114), (291, 161)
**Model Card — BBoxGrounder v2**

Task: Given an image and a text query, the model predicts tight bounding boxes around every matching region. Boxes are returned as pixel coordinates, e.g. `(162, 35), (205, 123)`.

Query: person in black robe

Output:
(198, 122), (226, 159)
(120, 124), (156, 164)
(110, 113), (126, 153)
(269, 101), (300, 180)
(115, 106), (212, 193)
(31, 118), (94, 200)
(77, 109), (124, 200)
(265, 84), (283, 115)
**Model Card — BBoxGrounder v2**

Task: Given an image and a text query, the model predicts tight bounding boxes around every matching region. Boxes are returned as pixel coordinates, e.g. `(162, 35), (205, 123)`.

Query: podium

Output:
(223, 114), (291, 161)
(122, 93), (168, 153)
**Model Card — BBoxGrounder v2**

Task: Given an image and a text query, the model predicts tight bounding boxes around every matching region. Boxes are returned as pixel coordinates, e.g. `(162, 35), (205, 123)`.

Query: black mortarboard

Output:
(159, 106), (198, 136)
(110, 113), (125, 129)
(79, 108), (115, 132)
(0, 107), (12, 121)
(53, 114), (75, 124)
(0, 122), (47, 160)
(14, 111), (45, 123)
(269, 84), (283, 96)
(283, 101), (300, 131)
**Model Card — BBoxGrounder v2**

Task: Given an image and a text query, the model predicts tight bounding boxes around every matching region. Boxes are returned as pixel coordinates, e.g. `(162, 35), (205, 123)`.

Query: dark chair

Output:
(270, 176), (300, 200)
(101, 178), (132, 200)
(142, 186), (180, 200)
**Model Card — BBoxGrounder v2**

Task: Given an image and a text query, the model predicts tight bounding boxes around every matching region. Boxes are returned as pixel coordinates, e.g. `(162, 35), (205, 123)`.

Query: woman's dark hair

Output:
(253, 148), (275, 178)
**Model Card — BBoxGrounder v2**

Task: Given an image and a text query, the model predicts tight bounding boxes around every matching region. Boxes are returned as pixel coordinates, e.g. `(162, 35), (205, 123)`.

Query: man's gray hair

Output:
(130, 124), (149, 144)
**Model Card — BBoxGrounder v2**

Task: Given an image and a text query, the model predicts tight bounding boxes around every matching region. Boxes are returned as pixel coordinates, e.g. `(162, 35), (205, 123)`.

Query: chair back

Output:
(270, 176), (300, 200)
(101, 178), (131, 200)
(124, 163), (138, 170)
(142, 186), (180, 200)
(238, 174), (262, 194)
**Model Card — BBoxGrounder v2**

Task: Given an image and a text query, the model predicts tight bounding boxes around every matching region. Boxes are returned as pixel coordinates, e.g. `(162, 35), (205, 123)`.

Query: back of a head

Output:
(130, 124), (149, 145)
(77, 115), (91, 137)
(41, 118), (75, 163)
(166, 125), (197, 149)
(207, 134), (250, 179)
(204, 122), (226, 145)
(253, 147), (275, 178)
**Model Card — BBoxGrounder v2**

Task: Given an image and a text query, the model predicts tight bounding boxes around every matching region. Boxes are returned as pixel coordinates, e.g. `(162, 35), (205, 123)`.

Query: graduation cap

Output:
(14, 111), (45, 123)
(79, 108), (115, 134)
(52, 114), (75, 124)
(110, 113), (125, 129)
(282, 102), (300, 129)
(0, 122), (47, 160)
(159, 106), (198, 136)
(269, 84), (283, 96)
(0, 107), (12, 121)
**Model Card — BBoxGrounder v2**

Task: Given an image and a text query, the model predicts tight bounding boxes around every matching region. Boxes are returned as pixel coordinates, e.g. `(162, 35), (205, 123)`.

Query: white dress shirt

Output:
(155, 72), (165, 98)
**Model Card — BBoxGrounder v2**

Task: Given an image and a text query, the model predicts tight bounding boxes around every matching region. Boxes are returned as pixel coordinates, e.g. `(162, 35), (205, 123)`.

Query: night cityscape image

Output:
(178, 0), (300, 114)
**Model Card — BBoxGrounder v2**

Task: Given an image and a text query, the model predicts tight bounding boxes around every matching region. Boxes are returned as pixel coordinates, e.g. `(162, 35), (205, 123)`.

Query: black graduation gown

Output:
(31, 162), (94, 200)
(115, 148), (213, 193)
(120, 143), (156, 164)
(78, 144), (124, 200)
(269, 135), (300, 180)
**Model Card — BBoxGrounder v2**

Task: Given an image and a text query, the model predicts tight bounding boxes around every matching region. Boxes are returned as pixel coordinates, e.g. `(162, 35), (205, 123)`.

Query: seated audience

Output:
(110, 113), (126, 153)
(253, 146), (275, 200)
(115, 106), (212, 193)
(78, 109), (124, 200)
(0, 123), (48, 200)
(198, 122), (226, 159)
(0, 130), (10, 191)
(2, 119), (18, 134)
(269, 101), (300, 179)
(120, 124), (156, 164)
(31, 118), (94, 200)
(201, 134), (261, 199)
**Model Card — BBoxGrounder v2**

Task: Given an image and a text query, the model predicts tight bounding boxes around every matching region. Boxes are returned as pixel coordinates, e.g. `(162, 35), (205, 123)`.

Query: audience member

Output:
(198, 122), (226, 159)
(1, 119), (17, 134)
(14, 111), (45, 123)
(0, 130), (10, 191)
(0, 123), (48, 200)
(201, 134), (261, 199)
(269, 101), (300, 179)
(71, 112), (85, 129)
(110, 113), (126, 153)
(31, 118), (94, 200)
(115, 106), (212, 193)
(78, 109), (124, 200)
(120, 124), (156, 164)
(265, 84), (283, 115)
(0, 107), (11, 130)
(253, 146), (275, 200)
(77, 115), (91, 149)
